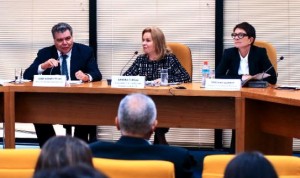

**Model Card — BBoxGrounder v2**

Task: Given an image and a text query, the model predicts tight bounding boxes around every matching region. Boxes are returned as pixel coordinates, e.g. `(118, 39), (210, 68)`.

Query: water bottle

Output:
(201, 61), (210, 87)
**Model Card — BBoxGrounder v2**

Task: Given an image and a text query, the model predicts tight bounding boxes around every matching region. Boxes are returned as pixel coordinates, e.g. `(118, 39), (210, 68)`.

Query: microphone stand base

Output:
(247, 81), (269, 88)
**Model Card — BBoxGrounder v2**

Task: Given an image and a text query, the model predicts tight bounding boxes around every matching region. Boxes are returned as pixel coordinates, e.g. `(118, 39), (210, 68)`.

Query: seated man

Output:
(23, 22), (102, 146)
(90, 93), (195, 178)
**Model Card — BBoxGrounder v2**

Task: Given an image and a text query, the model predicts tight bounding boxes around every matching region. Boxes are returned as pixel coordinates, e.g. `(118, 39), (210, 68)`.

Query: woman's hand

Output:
(153, 78), (161, 86)
(242, 74), (252, 81)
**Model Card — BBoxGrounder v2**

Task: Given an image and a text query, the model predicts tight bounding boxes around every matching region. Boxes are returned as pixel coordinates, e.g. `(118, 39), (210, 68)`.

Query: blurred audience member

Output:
(224, 151), (278, 178)
(90, 93), (195, 178)
(34, 164), (108, 178)
(34, 136), (94, 172)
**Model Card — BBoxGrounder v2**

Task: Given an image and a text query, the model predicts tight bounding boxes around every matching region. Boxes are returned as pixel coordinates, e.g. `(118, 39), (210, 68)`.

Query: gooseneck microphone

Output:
(120, 51), (138, 76)
(248, 56), (284, 88)
(263, 56), (284, 76)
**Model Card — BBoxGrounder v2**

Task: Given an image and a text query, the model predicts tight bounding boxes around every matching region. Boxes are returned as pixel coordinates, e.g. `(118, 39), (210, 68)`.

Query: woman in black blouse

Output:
(124, 26), (191, 144)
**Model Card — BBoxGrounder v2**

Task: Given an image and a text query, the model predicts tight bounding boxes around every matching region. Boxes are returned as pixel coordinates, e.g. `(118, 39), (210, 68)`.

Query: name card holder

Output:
(205, 79), (241, 91)
(111, 76), (145, 88)
(33, 75), (67, 87)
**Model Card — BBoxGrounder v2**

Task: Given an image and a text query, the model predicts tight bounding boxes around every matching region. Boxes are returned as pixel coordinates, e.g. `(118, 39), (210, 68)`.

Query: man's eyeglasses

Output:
(231, 33), (248, 39)
(55, 36), (72, 43)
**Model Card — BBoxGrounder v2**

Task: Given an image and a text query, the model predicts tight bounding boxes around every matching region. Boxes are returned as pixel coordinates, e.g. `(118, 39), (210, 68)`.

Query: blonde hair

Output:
(142, 27), (171, 60)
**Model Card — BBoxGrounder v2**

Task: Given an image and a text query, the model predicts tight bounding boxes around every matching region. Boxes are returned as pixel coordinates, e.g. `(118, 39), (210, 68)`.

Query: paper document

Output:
(242, 73), (271, 86)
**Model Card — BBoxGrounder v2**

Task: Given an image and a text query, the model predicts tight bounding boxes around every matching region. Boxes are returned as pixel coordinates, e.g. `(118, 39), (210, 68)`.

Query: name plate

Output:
(205, 79), (241, 90)
(33, 75), (67, 87)
(111, 76), (145, 88)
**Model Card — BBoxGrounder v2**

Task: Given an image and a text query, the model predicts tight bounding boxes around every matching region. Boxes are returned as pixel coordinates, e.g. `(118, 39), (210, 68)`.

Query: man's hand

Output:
(75, 70), (89, 82)
(41, 58), (59, 69)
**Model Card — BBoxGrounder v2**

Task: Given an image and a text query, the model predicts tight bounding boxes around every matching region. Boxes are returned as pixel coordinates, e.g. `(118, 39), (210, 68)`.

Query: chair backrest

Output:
(0, 149), (175, 178)
(0, 149), (40, 178)
(202, 154), (300, 178)
(93, 158), (175, 178)
(167, 42), (193, 79)
(254, 40), (278, 72)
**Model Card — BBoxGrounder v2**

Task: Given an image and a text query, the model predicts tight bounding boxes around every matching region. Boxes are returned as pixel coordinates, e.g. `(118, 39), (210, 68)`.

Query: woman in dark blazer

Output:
(216, 22), (277, 85)
(216, 22), (278, 153)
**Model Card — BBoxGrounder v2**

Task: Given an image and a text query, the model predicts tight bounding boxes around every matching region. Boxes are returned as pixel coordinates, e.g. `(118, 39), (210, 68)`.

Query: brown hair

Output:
(142, 26), (171, 60)
(34, 136), (94, 172)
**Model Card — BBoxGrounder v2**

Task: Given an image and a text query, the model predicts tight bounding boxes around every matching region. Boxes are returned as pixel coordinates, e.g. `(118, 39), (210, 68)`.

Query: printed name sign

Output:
(205, 79), (241, 91)
(111, 76), (145, 88)
(33, 75), (67, 87)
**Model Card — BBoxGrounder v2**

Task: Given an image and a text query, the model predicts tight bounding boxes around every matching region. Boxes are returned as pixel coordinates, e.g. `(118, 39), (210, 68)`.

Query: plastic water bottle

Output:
(201, 61), (210, 87)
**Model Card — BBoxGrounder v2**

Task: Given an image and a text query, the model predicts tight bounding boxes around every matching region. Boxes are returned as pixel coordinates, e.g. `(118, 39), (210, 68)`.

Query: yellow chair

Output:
(0, 149), (175, 178)
(202, 154), (300, 178)
(167, 42), (193, 78)
(0, 149), (40, 178)
(93, 158), (175, 178)
(254, 40), (278, 72)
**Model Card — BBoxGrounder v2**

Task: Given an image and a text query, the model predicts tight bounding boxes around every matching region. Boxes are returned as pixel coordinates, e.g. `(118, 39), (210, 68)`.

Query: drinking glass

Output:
(14, 68), (23, 83)
(160, 68), (168, 86)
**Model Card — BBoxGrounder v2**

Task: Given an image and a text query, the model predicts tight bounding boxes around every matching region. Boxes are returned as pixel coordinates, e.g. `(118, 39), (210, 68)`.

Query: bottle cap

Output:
(204, 61), (208, 65)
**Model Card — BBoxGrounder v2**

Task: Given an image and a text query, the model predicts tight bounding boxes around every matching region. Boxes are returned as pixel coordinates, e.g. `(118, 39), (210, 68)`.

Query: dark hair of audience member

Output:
(34, 136), (94, 172)
(33, 163), (108, 178)
(224, 151), (278, 178)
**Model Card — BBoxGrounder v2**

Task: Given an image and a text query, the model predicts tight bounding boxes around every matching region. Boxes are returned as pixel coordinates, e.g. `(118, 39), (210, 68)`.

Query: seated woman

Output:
(123, 26), (191, 145)
(216, 22), (277, 85)
(215, 22), (277, 153)
(224, 151), (278, 178)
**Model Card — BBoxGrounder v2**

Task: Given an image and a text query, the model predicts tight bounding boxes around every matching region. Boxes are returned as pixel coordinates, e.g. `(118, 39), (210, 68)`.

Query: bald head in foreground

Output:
(90, 93), (195, 178)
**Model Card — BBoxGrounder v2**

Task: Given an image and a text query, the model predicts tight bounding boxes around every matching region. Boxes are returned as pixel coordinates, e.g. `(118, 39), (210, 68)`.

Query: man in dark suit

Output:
(90, 93), (195, 178)
(23, 22), (102, 147)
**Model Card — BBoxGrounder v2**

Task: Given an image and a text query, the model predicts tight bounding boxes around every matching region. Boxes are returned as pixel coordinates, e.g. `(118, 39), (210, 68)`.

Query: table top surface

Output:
(2, 82), (300, 106)
(3, 81), (241, 97)
(242, 86), (300, 106)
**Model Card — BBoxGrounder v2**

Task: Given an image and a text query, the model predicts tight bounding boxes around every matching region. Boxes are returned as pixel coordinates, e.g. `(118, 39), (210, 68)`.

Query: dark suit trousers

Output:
(34, 123), (56, 147)
(34, 124), (97, 147)
(74, 125), (97, 143)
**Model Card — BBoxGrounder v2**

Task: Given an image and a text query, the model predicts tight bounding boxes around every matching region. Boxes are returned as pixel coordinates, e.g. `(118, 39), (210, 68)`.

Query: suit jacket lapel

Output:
(70, 43), (80, 80)
(232, 48), (241, 74)
(248, 46), (256, 75)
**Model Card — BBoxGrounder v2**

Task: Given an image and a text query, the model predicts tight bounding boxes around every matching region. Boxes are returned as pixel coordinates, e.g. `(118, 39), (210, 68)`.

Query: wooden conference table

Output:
(2, 82), (300, 155)
(241, 87), (300, 155)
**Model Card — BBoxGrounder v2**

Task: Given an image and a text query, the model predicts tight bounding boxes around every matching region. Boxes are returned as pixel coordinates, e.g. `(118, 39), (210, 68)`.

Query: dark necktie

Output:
(61, 54), (69, 80)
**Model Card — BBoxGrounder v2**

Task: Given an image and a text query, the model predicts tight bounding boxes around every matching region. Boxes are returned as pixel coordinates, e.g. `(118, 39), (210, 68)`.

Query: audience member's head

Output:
(34, 163), (108, 178)
(116, 93), (157, 139)
(35, 135), (94, 172)
(224, 151), (278, 178)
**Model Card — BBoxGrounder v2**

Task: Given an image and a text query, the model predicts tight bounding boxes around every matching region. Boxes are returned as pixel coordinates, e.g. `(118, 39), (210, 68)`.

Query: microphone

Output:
(120, 51), (138, 76)
(248, 56), (284, 88)
(49, 57), (60, 75)
(263, 56), (284, 75)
